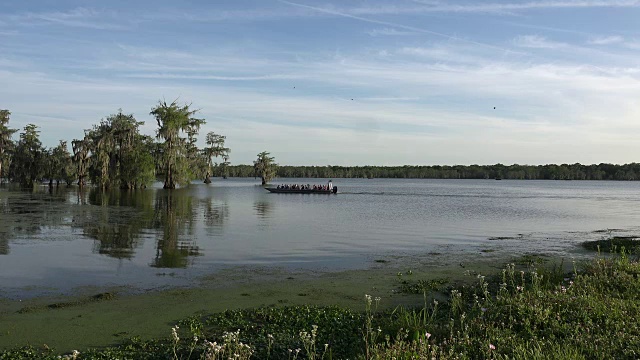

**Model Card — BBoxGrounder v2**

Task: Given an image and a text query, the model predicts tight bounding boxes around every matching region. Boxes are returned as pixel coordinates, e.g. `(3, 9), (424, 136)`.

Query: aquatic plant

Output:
(4, 253), (640, 359)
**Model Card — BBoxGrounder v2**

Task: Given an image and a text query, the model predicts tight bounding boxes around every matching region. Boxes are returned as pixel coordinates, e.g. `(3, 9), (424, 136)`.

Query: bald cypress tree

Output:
(0, 110), (17, 183)
(150, 100), (205, 189)
(10, 124), (44, 188)
(254, 151), (277, 185)
(202, 132), (230, 183)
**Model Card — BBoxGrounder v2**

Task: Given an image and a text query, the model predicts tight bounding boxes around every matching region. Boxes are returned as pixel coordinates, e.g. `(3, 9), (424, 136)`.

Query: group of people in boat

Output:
(276, 180), (333, 191)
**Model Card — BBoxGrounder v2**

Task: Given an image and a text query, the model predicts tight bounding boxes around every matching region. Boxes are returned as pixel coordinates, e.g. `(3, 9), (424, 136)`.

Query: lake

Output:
(1, 178), (639, 298)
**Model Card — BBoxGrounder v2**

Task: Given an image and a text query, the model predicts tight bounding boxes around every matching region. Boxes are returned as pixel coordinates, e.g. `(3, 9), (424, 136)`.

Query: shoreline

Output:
(0, 246), (588, 353)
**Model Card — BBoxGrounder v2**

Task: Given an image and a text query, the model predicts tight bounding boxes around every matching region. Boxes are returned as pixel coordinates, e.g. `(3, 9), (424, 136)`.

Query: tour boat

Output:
(266, 187), (338, 194)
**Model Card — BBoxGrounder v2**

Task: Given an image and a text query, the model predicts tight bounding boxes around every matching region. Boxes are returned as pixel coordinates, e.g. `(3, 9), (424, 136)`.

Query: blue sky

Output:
(1, 0), (639, 166)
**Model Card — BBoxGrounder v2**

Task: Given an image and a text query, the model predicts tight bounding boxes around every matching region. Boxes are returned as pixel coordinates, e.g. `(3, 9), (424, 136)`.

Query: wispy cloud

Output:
(5, 7), (128, 30)
(2, 1), (640, 165)
(139, 7), (314, 23)
(623, 41), (640, 49)
(121, 73), (302, 81)
(586, 35), (640, 49)
(367, 28), (416, 36)
(588, 35), (625, 45)
(514, 35), (568, 48)
(268, 0), (640, 18)
(278, 0), (520, 54)
(399, 0), (640, 14)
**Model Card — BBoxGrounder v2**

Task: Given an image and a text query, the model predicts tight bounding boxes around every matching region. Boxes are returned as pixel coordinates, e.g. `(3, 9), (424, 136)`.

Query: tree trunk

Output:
(164, 162), (172, 189)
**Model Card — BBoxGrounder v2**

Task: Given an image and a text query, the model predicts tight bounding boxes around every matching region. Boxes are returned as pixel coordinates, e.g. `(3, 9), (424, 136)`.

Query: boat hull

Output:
(266, 187), (337, 194)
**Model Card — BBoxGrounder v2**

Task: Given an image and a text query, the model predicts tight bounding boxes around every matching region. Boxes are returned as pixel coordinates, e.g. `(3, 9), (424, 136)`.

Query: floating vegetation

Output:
(374, 259), (389, 263)
(592, 228), (624, 233)
(513, 254), (548, 266)
(92, 292), (115, 301)
(6, 255), (640, 359)
(488, 236), (517, 241)
(583, 236), (640, 253)
(17, 292), (116, 314)
(398, 278), (449, 294)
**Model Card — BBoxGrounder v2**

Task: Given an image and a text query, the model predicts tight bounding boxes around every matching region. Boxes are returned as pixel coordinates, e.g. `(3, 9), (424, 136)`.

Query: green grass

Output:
(4, 253), (640, 359)
(582, 235), (640, 253)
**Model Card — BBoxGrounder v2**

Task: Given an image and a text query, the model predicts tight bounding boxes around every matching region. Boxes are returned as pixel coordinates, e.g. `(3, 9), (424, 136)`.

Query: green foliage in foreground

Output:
(583, 236), (640, 254)
(4, 254), (640, 359)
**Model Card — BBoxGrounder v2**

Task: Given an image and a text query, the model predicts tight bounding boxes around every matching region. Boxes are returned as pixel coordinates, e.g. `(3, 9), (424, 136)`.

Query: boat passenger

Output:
(328, 180), (333, 191)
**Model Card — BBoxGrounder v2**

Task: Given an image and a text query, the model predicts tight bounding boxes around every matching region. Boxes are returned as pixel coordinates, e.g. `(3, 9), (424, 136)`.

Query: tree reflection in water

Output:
(83, 188), (154, 259)
(202, 198), (228, 236)
(0, 186), (69, 255)
(151, 189), (200, 268)
(0, 185), (205, 269)
(0, 193), (8, 254)
(253, 201), (272, 219)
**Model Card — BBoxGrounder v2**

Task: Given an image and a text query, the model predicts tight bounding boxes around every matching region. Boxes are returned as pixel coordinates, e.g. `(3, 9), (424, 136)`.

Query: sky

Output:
(1, 0), (639, 166)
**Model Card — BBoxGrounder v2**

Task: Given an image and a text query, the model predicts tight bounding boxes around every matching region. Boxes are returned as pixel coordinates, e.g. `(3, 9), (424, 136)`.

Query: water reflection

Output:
(202, 198), (228, 236)
(0, 195), (9, 254)
(0, 186), (70, 255)
(151, 189), (200, 268)
(83, 188), (155, 259)
(253, 201), (273, 219)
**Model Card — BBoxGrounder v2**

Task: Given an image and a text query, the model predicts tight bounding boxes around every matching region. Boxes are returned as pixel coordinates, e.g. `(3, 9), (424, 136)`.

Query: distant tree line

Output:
(219, 163), (640, 181)
(3, 105), (640, 187)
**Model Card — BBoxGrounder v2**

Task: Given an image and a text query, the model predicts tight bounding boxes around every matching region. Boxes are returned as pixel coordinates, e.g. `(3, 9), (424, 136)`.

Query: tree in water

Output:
(0, 110), (17, 184)
(202, 132), (230, 184)
(49, 140), (74, 187)
(254, 151), (277, 185)
(9, 124), (44, 188)
(42, 148), (55, 188)
(150, 100), (205, 189)
(118, 134), (156, 189)
(72, 135), (91, 187)
(85, 110), (155, 189)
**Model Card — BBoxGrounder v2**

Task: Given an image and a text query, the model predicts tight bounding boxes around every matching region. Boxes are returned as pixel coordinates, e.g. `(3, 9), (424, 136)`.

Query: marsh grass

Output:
(582, 235), (640, 253)
(397, 277), (448, 294)
(4, 252), (640, 359)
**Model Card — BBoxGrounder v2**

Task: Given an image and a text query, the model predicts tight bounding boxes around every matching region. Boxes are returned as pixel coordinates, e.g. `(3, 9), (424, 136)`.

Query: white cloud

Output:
(2, 1), (640, 165)
(514, 35), (568, 48)
(365, 0), (640, 14)
(623, 41), (640, 49)
(3, 40), (640, 165)
(588, 35), (625, 45)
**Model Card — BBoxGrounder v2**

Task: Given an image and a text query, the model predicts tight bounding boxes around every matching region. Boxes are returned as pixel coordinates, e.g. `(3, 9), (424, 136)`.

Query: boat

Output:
(266, 186), (338, 194)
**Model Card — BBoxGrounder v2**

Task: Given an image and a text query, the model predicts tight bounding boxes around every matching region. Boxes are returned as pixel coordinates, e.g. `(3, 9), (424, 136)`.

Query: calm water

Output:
(2, 178), (640, 297)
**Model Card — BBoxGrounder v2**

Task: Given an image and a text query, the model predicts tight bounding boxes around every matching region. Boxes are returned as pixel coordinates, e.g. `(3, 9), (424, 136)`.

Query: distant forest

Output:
(221, 163), (640, 181)
(3, 104), (640, 189)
